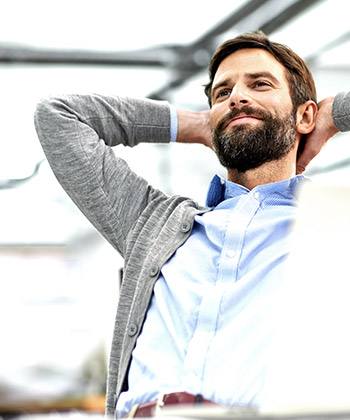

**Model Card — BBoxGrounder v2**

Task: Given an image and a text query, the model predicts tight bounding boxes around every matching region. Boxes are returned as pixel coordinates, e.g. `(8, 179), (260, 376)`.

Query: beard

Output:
(212, 105), (297, 173)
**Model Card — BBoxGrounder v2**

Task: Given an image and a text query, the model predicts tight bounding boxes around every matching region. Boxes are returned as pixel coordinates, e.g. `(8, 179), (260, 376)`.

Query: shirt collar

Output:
(206, 174), (308, 207)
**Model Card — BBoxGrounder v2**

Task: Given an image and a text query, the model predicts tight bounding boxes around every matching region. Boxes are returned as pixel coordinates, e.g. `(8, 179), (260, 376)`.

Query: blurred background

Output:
(1, 0), (350, 415)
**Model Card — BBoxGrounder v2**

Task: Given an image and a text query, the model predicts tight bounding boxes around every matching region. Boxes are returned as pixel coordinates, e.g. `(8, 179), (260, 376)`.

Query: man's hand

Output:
(296, 97), (339, 174)
(176, 109), (213, 148)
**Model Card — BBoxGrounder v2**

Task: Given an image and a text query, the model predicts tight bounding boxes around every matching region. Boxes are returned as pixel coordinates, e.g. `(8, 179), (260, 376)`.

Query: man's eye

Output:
(217, 88), (231, 99)
(253, 80), (271, 88)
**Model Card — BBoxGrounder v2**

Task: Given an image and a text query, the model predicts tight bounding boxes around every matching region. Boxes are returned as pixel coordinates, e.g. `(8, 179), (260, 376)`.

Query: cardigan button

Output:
(180, 222), (191, 233)
(149, 265), (159, 277)
(127, 323), (138, 337)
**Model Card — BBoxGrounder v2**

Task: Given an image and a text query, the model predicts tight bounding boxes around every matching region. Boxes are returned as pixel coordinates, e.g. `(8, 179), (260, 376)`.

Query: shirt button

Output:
(127, 323), (138, 337)
(180, 222), (191, 233)
(226, 250), (236, 258)
(149, 265), (159, 277)
(253, 191), (260, 200)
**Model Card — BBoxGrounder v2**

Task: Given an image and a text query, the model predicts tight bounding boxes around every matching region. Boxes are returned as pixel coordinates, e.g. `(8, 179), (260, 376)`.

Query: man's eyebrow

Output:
(246, 71), (280, 84)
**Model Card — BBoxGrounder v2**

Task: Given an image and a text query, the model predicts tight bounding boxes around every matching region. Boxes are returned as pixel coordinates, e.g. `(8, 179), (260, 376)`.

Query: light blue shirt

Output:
(116, 174), (305, 417)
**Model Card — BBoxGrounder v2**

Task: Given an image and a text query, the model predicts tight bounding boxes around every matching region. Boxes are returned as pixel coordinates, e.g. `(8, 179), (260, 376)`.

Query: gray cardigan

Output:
(34, 92), (350, 416)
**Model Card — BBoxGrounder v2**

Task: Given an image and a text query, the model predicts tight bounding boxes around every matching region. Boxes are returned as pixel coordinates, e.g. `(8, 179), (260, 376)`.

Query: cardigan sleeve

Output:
(34, 94), (171, 256)
(332, 91), (350, 132)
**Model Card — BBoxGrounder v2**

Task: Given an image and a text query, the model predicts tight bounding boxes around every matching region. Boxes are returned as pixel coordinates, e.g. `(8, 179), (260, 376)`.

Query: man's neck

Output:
(227, 156), (297, 190)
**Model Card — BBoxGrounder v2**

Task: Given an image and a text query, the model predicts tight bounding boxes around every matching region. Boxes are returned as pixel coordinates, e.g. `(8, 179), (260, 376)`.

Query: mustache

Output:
(216, 106), (270, 132)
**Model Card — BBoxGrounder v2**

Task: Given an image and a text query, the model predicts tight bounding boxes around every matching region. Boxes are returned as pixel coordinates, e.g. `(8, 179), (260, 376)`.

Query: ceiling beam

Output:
(191, 0), (271, 50)
(259, 0), (322, 34)
(0, 45), (169, 67)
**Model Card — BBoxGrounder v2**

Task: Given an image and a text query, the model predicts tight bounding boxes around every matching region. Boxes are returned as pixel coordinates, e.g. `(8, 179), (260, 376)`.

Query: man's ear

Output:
(296, 100), (318, 134)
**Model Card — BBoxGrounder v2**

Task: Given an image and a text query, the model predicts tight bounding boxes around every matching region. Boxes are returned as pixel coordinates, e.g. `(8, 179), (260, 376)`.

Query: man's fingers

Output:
(297, 138), (323, 173)
(296, 164), (306, 175)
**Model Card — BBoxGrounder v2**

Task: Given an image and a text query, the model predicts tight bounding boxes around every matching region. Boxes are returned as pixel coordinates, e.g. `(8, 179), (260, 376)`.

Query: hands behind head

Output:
(296, 97), (339, 174)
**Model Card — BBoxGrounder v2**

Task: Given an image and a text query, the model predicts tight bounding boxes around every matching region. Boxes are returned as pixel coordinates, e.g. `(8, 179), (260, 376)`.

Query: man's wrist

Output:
(176, 109), (211, 146)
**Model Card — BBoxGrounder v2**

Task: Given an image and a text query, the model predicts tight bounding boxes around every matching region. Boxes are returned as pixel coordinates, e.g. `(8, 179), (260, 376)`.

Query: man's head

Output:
(204, 32), (317, 173)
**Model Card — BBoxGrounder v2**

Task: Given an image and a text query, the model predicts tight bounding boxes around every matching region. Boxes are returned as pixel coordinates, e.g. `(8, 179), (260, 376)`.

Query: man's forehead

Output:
(213, 48), (287, 82)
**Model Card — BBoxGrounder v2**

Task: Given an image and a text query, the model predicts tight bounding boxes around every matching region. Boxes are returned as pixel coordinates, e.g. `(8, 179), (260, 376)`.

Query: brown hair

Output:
(204, 31), (317, 111)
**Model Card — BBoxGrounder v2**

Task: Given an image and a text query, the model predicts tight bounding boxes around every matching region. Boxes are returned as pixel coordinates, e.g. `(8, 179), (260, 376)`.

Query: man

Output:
(34, 32), (350, 418)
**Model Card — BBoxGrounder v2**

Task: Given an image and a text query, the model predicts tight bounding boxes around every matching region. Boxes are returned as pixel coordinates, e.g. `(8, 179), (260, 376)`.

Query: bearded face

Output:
(212, 105), (297, 173)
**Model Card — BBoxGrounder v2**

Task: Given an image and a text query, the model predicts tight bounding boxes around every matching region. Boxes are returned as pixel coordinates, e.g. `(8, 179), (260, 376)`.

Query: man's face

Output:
(209, 48), (298, 172)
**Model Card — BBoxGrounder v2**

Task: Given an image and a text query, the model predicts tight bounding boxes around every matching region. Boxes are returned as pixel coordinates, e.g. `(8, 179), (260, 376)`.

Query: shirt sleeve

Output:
(169, 105), (178, 142)
(333, 92), (350, 132)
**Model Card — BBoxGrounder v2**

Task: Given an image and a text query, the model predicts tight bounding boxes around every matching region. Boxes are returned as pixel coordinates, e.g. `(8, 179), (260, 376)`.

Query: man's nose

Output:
(229, 84), (250, 109)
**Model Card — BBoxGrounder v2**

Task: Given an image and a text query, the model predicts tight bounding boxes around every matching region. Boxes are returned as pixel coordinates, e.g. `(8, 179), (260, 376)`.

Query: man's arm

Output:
(296, 92), (350, 173)
(34, 94), (172, 256)
(35, 94), (213, 256)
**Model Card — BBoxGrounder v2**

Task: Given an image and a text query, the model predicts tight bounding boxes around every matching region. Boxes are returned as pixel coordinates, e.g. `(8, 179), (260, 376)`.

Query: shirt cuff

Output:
(169, 105), (178, 142)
